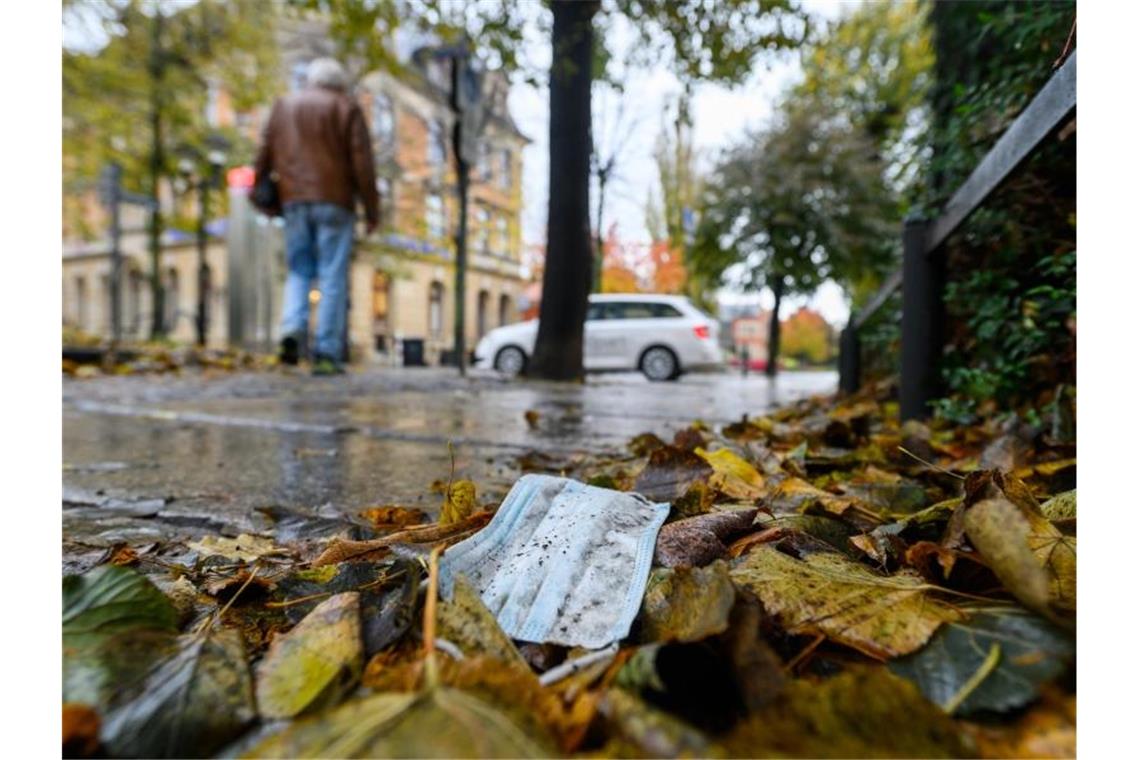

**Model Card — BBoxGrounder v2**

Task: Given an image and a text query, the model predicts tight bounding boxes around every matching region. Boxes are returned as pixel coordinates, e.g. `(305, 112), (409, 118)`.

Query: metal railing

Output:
(838, 51), (1076, 420)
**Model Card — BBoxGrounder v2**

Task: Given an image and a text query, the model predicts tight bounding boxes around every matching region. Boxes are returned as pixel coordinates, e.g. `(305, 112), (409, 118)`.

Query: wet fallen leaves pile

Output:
(62, 379), (1076, 758)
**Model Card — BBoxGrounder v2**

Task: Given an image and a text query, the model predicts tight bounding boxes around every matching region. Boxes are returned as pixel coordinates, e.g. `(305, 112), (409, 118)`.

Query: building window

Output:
(427, 119), (446, 166)
(74, 276), (88, 331)
(499, 149), (512, 189)
(166, 267), (180, 332)
(377, 176), (393, 223)
(496, 216), (509, 257)
(499, 293), (512, 326)
(477, 290), (490, 338)
(475, 206), (490, 254)
(425, 193), (445, 240)
(372, 92), (395, 148)
(128, 268), (143, 336)
(372, 271), (390, 335)
(100, 274), (111, 332)
(429, 281), (444, 338)
(477, 142), (492, 182)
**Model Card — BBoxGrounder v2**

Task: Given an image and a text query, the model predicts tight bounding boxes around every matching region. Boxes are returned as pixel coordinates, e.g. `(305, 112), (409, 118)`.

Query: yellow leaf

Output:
(730, 546), (960, 659)
(440, 480), (477, 526)
(695, 447), (766, 500)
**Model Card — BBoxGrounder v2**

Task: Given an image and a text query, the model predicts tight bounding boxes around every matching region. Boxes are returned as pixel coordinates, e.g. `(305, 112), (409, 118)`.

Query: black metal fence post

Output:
(838, 325), (860, 395)
(900, 217), (942, 420)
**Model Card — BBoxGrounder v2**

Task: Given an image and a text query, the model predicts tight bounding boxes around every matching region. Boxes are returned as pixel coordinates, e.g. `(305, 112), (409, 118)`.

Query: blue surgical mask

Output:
(440, 474), (670, 649)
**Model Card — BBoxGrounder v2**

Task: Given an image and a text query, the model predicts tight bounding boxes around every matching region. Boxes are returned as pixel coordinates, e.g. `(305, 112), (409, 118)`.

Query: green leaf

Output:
(100, 627), (256, 758)
(246, 684), (554, 758)
(63, 565), (178, 650)
(890, 607), (1074, 715)
(255, 592), (364, 720)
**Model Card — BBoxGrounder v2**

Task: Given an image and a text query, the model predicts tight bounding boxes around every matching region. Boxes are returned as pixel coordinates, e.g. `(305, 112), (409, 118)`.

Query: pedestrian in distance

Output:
(253, 58), (380, 375)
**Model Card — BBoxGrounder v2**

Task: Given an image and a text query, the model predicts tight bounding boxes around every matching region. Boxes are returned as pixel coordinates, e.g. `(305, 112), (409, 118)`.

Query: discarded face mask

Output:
(440, 474), (670, 649)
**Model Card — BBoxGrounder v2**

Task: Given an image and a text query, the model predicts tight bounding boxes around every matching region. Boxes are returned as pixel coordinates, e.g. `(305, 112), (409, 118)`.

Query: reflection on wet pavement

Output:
(63, 368), (836, 548)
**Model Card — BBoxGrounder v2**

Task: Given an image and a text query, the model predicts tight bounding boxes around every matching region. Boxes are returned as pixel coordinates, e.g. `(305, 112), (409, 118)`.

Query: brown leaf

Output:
(653, 509), (758, 568)
(63, 703), (101, 758)
(358, 505), (427, 531)
(634, 445), (713, 503)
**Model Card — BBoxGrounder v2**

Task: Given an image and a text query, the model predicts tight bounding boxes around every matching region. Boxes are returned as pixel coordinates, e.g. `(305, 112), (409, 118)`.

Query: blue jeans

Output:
(280, 202), (355, 359)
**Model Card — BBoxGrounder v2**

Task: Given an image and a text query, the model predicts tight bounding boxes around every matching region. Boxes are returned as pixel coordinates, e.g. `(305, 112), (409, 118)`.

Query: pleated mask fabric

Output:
(439, 474), (670, 649)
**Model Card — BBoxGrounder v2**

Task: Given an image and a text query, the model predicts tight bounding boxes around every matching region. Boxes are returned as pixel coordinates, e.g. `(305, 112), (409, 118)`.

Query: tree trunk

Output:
(529, 0), (598, 380)
(593, 171), (606, 292)
(766, 275), (784, 378)
(148, 9), (166, 340)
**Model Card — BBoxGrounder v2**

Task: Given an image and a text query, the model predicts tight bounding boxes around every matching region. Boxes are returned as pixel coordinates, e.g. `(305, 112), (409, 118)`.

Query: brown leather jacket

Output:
(254, 86), (380, 226)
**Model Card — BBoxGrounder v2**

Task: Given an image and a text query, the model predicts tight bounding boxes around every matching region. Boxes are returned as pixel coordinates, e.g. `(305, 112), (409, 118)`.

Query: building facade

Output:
(62, 16), (530, 365)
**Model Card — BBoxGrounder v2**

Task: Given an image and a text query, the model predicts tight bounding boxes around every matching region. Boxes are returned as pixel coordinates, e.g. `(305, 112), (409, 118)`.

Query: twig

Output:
(897, 446), (966, 480)
(783, 633), (825, 674)
(422, 545), (444, 688)
(538, 643), (619, 687)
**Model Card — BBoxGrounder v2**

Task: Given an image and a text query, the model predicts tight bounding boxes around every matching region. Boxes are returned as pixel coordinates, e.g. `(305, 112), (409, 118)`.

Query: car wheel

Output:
(494, 345), (527, 377)
(640, 346), (679, 382)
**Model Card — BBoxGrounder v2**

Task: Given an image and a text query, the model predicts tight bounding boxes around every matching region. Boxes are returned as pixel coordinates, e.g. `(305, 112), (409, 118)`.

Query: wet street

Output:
(63, 366), (836, 552)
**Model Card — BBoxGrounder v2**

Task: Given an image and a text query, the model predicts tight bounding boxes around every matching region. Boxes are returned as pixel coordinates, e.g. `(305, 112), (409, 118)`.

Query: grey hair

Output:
(306, 58), (350, 91)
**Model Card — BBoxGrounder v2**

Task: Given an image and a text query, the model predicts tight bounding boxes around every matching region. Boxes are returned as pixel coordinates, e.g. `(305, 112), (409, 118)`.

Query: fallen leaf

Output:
(438, 575), (529, 669)
(186, 533), (285, 563)
(359, 505), (428, 530)
(245, 682), (554, 758)
(639, 560), (736, 643)
(628, 432), (668, 456)
(724, 667), (969, 758)
(273, 560), (420, 657)
(63, 703), (101, 757)
(1040, 489), (1075, 521)
(653, 509), (758, 568)
(100, 626), (256, 758)
(524, 409), (541, 428)
(596, 687), (713, 758)
(255, 592), (363, 719)
(730, 545), (960, 659)
(961, 686), (1075, 758)
(440, 480), (478, 525)
(634, 445), (714, 503)
(695, 447), (766, 500)
(890, 607), (1073, 715)
(964, 497), (1076, 624)
(63, 565), (178, 651)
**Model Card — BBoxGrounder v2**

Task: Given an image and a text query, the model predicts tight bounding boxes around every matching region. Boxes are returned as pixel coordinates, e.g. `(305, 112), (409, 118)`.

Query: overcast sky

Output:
(509, 0), (855, 324)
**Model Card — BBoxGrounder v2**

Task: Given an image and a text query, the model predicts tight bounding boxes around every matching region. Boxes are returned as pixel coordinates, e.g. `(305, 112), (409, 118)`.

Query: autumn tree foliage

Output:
(780, 307), (835, 365)
(596, 227), (688, 295)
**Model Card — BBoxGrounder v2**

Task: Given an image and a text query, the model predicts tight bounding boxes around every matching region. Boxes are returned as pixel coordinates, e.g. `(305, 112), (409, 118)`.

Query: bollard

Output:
(900, 217), (943, 420)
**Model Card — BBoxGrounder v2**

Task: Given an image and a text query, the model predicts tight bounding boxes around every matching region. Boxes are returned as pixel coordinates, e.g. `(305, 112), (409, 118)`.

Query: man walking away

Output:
(254, 58), (380, 375)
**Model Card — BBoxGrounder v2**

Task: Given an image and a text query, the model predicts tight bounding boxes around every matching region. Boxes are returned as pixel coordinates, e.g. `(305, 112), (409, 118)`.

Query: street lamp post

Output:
(178, 138), (228, 347)
(418, 42), (485, 376)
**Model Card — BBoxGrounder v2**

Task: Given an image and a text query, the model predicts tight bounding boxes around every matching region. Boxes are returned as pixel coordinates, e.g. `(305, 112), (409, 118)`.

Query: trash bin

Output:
(439, 349), (458, 366)
(402, 338), (425, 367)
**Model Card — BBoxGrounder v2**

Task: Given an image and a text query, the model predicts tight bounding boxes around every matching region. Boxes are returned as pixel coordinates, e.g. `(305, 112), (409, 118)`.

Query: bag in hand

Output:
(251, 170), (282, 217)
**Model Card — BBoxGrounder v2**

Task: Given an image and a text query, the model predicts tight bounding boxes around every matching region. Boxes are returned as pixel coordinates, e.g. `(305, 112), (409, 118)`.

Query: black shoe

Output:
(311, 354), (345, 376)
(279, 335), (300, 366)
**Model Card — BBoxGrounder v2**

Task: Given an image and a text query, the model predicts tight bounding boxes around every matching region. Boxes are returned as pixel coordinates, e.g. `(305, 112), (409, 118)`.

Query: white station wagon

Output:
(472, 294), (723, 381)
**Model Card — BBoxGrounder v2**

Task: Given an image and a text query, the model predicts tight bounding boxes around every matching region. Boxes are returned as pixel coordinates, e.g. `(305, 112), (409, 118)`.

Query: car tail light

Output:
(693, 324), (710, 340)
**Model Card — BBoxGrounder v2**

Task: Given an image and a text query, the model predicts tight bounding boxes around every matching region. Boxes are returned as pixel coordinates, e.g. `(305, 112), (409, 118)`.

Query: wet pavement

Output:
(62, 366), (836, 551)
